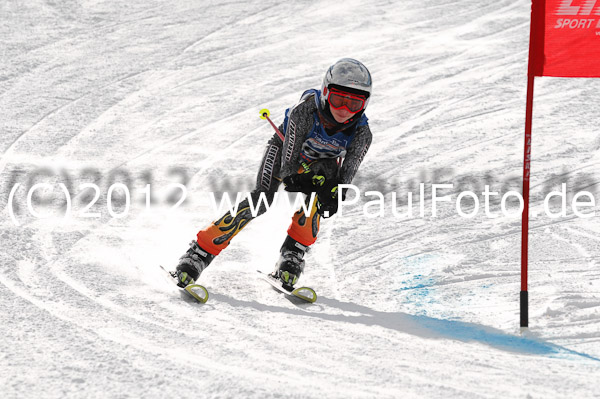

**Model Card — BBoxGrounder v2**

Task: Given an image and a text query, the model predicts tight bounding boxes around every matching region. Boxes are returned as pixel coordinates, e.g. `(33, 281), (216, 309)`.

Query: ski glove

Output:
(316, 180), (341, 218)
(283, 170), (326, 194)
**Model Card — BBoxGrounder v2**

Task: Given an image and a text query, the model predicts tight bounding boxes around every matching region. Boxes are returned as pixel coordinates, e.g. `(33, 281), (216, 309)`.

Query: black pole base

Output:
(520, 290), (528, 328)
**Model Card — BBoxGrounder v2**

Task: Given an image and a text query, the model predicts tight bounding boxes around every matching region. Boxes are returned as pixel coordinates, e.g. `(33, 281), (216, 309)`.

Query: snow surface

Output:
(1, 0), (600, 397)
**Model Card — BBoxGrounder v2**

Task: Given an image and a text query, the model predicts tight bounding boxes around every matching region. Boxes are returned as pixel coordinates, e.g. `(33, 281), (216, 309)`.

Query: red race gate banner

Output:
(529, 0), (600, 77)
(521, 1), (600, 329)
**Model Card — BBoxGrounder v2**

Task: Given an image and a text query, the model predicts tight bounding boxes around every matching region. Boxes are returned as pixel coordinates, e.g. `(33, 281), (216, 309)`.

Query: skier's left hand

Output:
(316, 180), (340, 218)
(283, 171), (326, 194)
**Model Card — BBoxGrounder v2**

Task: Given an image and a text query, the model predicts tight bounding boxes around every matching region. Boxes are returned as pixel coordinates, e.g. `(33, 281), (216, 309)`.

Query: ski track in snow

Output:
(1, 0), (600, 397)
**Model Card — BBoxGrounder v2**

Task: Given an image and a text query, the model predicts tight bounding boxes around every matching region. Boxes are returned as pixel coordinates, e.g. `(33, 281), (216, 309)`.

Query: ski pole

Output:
(259, 108), (284, 142)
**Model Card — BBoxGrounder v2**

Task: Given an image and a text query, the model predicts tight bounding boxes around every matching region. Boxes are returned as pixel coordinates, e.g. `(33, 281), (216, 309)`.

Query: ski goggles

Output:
(326, 87), (366, 113)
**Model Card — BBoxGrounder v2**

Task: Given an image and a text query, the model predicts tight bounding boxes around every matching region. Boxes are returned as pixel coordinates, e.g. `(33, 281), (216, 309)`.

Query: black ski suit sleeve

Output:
(279, 99), (314, 178)
(339, 124), (372, 184)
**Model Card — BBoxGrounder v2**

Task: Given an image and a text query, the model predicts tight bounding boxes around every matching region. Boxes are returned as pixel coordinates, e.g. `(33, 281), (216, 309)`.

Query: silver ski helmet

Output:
(320, 58), (372, 113)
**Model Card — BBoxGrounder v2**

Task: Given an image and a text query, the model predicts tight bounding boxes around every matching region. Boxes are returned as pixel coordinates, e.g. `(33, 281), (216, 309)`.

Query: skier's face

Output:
(329, 104), (356, 123)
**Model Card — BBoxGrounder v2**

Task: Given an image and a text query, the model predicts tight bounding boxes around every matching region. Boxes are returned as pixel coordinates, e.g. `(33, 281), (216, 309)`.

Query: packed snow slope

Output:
(1, 0), (600, 397)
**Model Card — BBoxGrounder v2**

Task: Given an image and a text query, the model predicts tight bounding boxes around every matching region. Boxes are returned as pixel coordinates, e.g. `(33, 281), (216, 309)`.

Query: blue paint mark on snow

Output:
(397, 283), (433, 291)
(395, 254), (439, 314)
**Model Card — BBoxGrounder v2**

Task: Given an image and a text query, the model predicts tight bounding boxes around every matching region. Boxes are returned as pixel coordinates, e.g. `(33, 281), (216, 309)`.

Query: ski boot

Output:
(272, 236), (307, 290)
(174, 240), (215, 288)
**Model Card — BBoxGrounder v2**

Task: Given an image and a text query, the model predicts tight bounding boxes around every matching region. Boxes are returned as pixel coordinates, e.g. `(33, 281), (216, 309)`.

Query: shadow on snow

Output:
(209, 292), (599, 361)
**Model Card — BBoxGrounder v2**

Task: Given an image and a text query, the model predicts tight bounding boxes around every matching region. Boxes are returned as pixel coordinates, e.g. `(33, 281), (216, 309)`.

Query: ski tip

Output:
(292, 287), (317, 303)
(185, 284), (209, 303)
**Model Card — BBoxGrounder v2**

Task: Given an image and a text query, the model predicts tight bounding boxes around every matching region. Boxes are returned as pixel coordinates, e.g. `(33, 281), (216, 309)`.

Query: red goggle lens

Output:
(327, 89), (366, 113)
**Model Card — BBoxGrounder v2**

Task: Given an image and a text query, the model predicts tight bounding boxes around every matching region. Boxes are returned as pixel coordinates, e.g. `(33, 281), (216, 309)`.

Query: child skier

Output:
(172, 58), (373, 290)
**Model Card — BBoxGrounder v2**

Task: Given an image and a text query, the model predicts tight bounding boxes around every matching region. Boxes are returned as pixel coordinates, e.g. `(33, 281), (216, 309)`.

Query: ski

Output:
(257, 270), (317, 303)
(159, 265), (209, 303)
